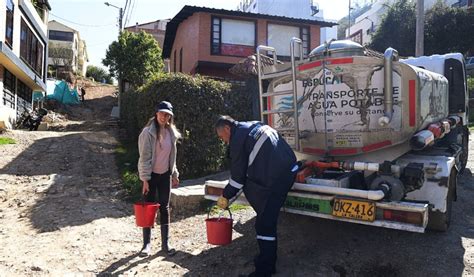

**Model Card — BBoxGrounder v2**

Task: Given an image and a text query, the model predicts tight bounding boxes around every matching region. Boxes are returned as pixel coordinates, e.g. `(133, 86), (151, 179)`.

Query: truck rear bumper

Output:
(204, 180), (429, 233)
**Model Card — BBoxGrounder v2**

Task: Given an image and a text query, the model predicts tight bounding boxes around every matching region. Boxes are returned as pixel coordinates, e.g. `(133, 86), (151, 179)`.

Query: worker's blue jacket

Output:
(223, 121), (297, 213)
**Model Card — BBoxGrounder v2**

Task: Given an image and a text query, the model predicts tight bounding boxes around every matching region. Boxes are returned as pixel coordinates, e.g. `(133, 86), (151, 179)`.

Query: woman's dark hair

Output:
(215, 115), (235, 129)
(143, 108), (181, 140)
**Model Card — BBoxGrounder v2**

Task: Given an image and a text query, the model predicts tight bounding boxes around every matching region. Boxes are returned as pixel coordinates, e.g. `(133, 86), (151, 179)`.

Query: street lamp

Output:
(104, 2), (123, 34)
(104, 2), (124, 114)
(348, 0), (354, 38)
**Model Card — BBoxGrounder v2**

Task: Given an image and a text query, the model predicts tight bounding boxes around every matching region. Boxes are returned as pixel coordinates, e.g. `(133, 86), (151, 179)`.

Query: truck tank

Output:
(265, 40), (449, 163)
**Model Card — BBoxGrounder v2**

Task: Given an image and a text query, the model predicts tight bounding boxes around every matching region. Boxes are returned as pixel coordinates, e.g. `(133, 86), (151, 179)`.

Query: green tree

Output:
(369, 0), (416, 56)
(102, 31), (164, 88)
(370, 1), (474, 57)
(86, 65), (113, 84)
(425, 2), (474, 56)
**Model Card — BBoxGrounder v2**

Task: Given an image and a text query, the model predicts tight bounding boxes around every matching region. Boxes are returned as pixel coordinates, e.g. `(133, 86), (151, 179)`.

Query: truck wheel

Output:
(427, 169), (456, 232)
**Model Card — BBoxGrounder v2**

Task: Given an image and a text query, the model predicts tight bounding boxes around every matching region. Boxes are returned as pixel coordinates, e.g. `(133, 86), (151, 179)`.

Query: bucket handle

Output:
(139, 194), (158, 206)
(139, 194), (147, 206)
(208, 205), (232, 221)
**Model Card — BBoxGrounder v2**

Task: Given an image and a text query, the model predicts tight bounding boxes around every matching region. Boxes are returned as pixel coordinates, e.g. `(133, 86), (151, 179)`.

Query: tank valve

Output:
(378, 116), (391, 126)
(370, 176), (405, 201)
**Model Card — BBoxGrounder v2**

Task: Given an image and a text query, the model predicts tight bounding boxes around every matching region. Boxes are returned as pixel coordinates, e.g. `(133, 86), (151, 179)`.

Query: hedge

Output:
(120, 73), (253, 179)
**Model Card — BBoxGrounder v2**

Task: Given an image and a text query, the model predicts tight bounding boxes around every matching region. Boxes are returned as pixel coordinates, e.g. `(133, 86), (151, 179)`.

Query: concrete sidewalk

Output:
(170, 171), (229, 214)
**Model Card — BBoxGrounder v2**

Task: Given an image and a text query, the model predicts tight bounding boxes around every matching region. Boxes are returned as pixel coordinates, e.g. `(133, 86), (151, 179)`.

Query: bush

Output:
(115, 143), (141, 200)
(120, 73), (252, 179)
(86, 65), (113, 84)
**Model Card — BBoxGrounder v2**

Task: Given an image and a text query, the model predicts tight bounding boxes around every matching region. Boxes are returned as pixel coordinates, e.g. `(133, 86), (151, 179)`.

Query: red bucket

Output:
(205, 208), (233, 245)
(134, 202), (159, 227)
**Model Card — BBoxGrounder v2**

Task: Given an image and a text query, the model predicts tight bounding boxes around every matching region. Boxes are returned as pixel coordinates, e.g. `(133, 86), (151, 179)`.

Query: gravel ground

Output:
(1, 84), (474, 276)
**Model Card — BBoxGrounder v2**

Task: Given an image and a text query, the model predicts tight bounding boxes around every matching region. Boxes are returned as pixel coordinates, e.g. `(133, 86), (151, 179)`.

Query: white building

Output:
(238, 0), (338, 44)
(0, 0), (50, 129)
(48, 20), (88, 77)
(348, 0), (471, 46)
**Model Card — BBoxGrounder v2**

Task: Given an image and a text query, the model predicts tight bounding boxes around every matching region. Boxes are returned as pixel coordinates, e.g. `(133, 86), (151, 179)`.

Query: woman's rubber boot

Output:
(161, 224), (176, 256)
(139, 228), (151, 257)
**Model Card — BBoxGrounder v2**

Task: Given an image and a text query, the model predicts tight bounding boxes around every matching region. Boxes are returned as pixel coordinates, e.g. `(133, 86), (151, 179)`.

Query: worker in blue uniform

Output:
(215, 115), (298, 277)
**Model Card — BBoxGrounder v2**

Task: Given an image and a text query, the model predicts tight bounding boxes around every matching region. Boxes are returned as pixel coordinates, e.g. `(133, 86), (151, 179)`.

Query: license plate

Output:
(332, 198), (375, 222)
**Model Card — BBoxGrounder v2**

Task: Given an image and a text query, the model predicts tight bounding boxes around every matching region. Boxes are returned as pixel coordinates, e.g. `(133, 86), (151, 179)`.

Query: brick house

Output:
(125, 19), (170, 71)
(162, 6), (336, 81)
(0, 0), (50, 128)
(125, 20), (169, 49)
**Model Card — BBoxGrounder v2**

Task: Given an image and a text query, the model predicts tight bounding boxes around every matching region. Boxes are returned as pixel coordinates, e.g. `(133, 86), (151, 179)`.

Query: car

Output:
(466, 56), (474, 74)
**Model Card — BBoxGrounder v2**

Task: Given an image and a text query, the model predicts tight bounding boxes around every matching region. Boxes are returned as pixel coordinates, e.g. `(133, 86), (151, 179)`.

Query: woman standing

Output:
(138, 101), (181, 256)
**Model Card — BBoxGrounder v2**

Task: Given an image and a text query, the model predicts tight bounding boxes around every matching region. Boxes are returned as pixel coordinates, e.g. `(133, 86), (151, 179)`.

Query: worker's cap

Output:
(155, 101), (174, 116)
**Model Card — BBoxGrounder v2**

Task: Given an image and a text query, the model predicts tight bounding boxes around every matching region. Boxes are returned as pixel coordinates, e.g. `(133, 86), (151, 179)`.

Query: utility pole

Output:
(348, 0), (351, 38)
(104, 2), (123, 35)
(415, 0), (424, 56)
(104, 2), (124, 115)
(118, 7), (123, 34)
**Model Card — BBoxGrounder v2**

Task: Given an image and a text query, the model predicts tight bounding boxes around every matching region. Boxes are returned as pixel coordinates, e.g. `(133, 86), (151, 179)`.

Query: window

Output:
(5, 0), (14, 47)
(173, 50), (176, 72)
(301, 27), (309, 57)
(20, 19), (44, 77)
(211, 17), (255, 57)
(3, 69), (16, 109)
(17, 80), (32, 116)
(179, 48), (183, 72)
(49, 30), (74, 42)
(211, 18), (221, 54)
(267, 24), (310, 58)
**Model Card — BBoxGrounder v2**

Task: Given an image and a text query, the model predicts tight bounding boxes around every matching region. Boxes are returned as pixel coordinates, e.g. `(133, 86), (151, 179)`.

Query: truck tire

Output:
(427, 169), (456, 232)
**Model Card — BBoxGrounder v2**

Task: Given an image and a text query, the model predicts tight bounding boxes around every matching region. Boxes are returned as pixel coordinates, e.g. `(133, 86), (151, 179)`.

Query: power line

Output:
(130, 0), (136, 26)
(124, 0), (129, 14)
(125, 0), (136, 27)
(123, 0), (130, 27)
(50, 12), (115, 27)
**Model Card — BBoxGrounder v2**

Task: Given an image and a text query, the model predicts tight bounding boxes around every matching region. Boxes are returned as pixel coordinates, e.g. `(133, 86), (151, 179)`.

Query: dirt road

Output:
(1, 85), (474, 276)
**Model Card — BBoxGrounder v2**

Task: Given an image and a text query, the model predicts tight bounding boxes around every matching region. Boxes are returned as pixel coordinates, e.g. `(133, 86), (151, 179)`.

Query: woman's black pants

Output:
(143, 171), (171, 245)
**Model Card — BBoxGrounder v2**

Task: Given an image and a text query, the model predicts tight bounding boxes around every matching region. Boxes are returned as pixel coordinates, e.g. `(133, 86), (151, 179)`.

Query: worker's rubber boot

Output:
(161, 224), (176, 256)
(252, 240), (277, 276)
(139, 227), (151, 257)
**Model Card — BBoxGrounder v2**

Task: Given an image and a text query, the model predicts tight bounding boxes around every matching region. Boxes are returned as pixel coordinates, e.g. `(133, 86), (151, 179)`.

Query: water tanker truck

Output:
(205, 39), (469, 232)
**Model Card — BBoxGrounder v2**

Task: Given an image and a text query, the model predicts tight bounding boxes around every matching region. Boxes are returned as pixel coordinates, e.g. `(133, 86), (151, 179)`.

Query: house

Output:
(162, 5), (336, 81)
(48, 20), (88, 77)
(77, 39), (88, 77)
(125, 19), (170, 71)
(238, 0), (338, 43)
(348, 0), (473, 45)
(125, 19), (169, 48)
(0, 0), (50, 128)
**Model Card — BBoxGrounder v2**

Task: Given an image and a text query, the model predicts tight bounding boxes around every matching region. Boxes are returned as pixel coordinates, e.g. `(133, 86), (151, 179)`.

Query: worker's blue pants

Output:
(253, 190), (290, 276)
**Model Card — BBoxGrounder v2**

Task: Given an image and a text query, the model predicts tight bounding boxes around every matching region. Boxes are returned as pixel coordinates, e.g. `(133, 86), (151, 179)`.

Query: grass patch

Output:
(115, 139), (141, 201)
(0, 137), (16, 145)
(205, 201), (250, 216)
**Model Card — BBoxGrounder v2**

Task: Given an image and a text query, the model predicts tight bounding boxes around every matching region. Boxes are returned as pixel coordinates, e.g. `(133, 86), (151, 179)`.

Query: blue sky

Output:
(48, 0), (349, 70)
